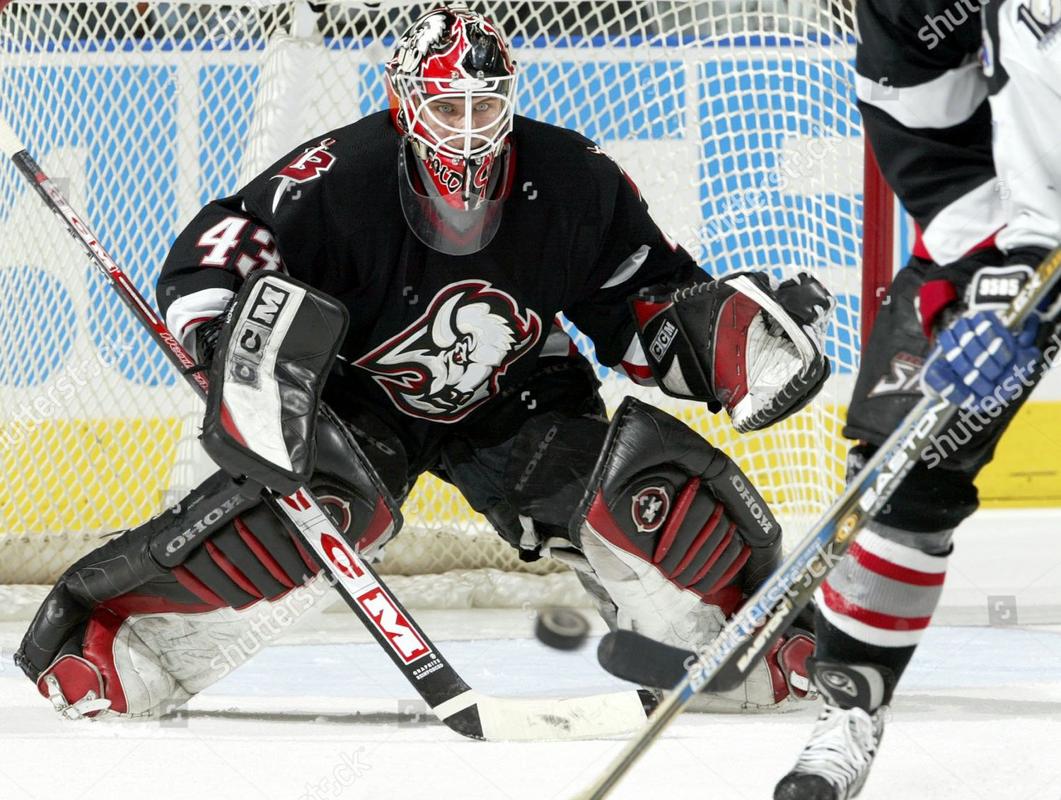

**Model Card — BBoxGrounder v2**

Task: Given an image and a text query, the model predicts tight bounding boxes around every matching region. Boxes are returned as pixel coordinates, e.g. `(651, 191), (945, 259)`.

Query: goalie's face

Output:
(419, 93), (510, 160)
(387, 7), (516, 255)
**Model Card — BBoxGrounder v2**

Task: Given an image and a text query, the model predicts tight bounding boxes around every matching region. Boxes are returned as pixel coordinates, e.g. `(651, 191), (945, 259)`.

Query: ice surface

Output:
(2, 509), (1061, 799)
(2, 617), (1060, 800)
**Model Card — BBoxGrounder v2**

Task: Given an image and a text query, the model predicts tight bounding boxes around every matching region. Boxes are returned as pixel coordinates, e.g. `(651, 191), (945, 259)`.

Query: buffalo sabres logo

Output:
(271, 137), (337, 213)
(631, 485), (670, 534)
(393, 11), (450, 73)
(356, 280), (541, 422)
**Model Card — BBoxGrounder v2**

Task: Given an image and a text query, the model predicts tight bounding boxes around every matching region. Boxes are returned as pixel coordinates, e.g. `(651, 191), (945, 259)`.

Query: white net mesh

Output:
(0, 0), (868, 596)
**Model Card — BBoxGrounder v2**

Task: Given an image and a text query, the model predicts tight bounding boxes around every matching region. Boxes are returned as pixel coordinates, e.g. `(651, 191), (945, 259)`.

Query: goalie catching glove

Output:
(631, 271), (834, 432)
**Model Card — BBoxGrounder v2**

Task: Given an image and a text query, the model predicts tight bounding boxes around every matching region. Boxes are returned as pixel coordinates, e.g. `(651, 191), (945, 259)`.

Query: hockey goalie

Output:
(15, 5), (833, 722)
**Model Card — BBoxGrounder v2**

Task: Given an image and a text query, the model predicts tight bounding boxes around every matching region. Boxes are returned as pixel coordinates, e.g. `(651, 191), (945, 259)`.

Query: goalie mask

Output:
(386, 6), (516, 255)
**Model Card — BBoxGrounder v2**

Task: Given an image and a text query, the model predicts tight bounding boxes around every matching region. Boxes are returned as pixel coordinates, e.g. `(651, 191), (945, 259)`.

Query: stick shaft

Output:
(0, 116), (478, 728)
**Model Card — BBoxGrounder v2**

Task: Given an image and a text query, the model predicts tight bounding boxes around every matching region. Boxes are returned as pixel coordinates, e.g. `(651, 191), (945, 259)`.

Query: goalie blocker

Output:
(201, 269), (349, 496)
(15, 273), (401, 719)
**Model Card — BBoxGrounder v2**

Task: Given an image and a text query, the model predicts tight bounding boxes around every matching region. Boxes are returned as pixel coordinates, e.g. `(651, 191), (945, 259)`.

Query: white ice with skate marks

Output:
(1, 509), (1061, 800)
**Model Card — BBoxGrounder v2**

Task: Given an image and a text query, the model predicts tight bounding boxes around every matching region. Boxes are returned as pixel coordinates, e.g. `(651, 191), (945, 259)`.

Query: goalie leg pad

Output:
(17, 412), (401, 719)
(572, 397), (782, 648)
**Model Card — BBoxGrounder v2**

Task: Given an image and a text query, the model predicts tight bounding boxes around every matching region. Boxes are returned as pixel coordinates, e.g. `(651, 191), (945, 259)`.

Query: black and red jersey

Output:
(157, 111), (695, 465)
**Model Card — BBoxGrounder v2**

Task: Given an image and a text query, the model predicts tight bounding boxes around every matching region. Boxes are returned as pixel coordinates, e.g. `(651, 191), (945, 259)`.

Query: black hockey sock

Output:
(814, 611), (916, 700)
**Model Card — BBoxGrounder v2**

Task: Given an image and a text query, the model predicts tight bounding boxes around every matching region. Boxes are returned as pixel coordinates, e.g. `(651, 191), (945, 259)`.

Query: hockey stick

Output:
(0, 117), (652, 741)
(573, 246), (1061, 797)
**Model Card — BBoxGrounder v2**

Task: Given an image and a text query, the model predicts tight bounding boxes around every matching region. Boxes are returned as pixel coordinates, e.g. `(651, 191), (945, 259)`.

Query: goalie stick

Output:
(0, 117), (654, 742)
(574, 246), (1061, 798)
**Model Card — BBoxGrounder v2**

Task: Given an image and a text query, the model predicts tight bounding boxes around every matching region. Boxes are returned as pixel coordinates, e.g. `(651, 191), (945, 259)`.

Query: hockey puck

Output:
(535, 607), (590, 650)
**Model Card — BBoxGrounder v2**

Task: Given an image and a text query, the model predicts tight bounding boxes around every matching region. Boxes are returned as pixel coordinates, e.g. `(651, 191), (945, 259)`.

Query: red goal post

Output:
(0, 0), (893, 598)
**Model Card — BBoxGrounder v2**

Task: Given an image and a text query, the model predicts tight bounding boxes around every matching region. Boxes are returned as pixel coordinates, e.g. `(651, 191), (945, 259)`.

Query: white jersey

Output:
(856, 0), (1061, 263)
(987, 0), (1061, 254)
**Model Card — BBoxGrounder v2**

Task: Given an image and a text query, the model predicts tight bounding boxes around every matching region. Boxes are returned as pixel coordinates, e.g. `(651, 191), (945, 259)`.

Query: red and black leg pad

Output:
(571, 397), (782, 616)
(153, 408), (399, 611)
(15, 409), (400, 716)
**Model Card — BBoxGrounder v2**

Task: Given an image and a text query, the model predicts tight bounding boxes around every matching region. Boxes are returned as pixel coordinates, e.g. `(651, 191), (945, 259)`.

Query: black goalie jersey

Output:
(158, 111), (696, 469)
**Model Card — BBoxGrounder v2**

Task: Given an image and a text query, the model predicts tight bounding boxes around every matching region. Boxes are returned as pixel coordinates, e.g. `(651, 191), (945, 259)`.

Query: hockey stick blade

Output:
(0, 114), (650, 742)
(573, 246), (1061, 798)
(598, 604), (817, 691)
(598, 630), (693, 689)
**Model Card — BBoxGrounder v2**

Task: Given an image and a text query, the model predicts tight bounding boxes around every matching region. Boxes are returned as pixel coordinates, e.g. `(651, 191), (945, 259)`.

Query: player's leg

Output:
(437, 348), (813, 712)
(776, 255), (1053, 798)
(16, 407), (408, 719)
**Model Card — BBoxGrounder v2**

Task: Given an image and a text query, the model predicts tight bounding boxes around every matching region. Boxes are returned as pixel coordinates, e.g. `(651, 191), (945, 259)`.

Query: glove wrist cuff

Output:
(918, 279), (959, 338)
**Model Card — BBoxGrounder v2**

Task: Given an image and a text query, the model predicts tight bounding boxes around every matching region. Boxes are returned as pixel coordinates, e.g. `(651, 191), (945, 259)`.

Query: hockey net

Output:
(0, 0), (885, 606)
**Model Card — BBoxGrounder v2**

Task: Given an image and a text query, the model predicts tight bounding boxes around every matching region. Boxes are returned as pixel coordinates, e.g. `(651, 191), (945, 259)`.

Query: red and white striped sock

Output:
(815, 523), (949, 649)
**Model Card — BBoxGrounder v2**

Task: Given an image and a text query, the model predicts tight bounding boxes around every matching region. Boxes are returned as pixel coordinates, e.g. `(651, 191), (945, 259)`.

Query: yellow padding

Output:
(978, 401), (1061, 507)
(0, 418), (182, 535)
(10, 401), (1052, 545)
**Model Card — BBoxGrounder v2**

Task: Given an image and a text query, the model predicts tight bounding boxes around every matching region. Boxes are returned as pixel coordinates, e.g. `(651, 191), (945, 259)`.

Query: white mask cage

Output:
(395, 73), (516, 164)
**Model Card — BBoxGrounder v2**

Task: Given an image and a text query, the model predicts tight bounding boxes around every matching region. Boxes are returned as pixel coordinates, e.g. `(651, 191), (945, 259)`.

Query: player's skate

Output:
(774, 659), (894, 800)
